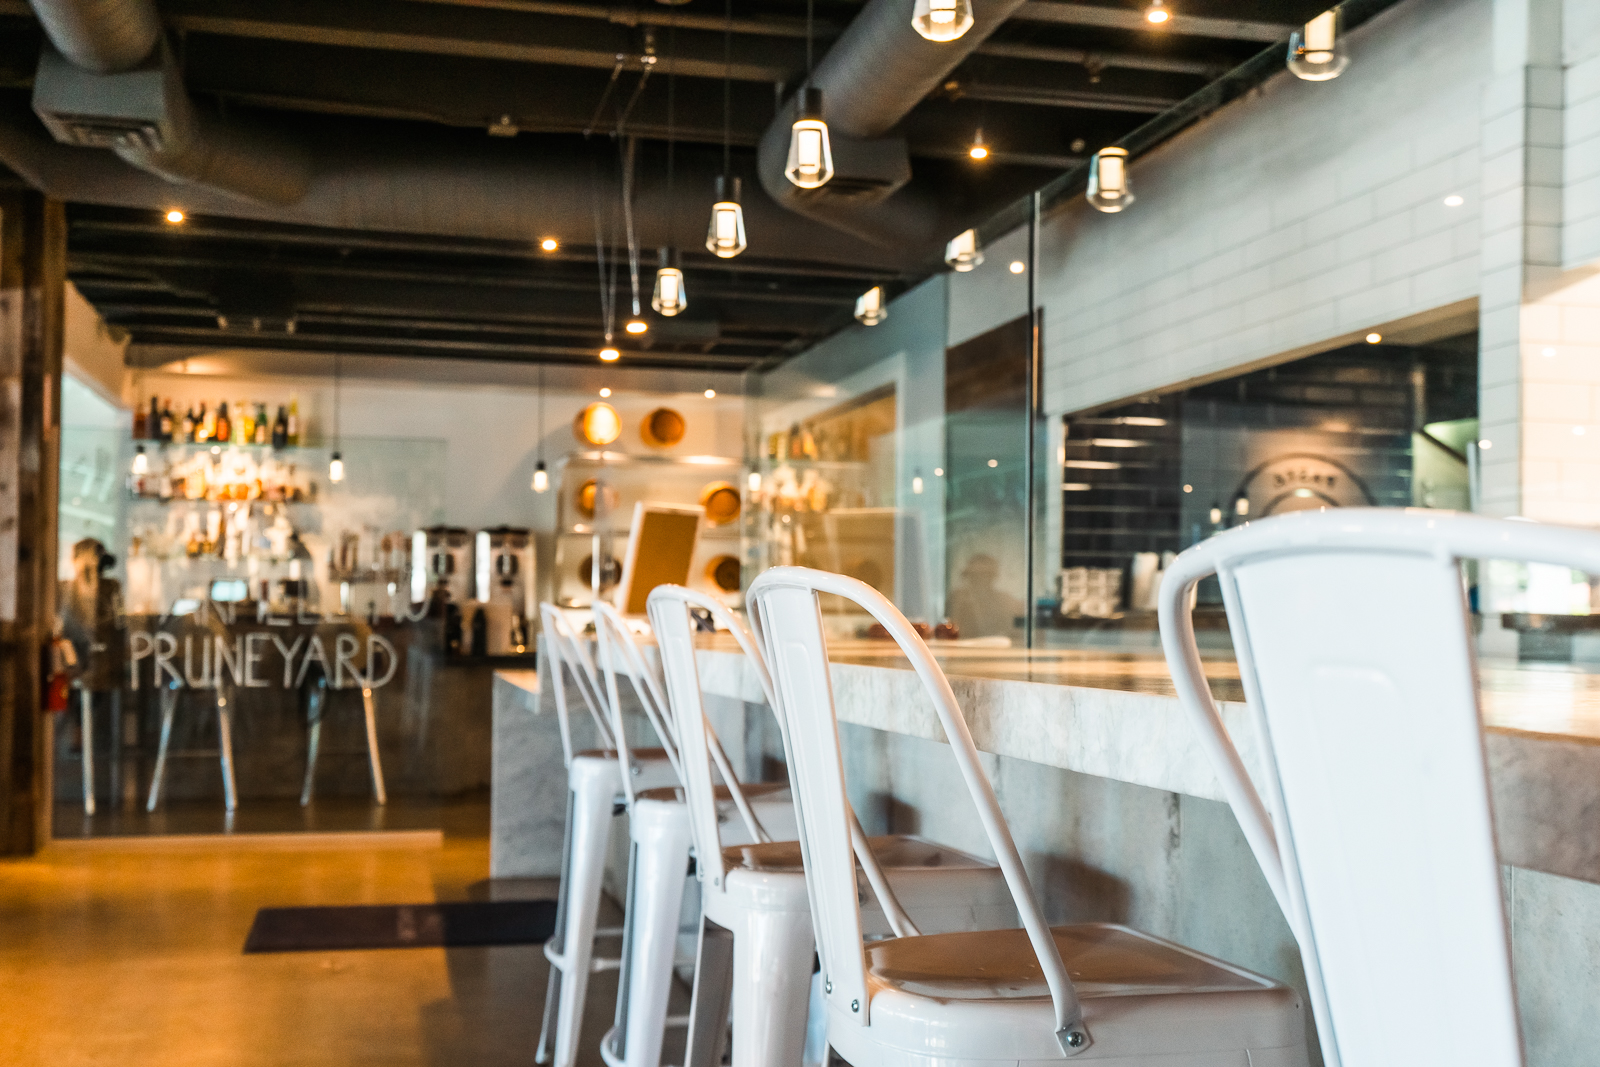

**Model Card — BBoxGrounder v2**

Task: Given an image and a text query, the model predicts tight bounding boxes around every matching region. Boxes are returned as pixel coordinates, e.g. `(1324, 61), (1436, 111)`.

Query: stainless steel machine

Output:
(475, 525), (535, 654)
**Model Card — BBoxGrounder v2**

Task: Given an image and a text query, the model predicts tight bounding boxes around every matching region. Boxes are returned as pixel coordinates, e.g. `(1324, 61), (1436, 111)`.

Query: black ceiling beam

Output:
(122, 327), (766, 368)
(401, 0), (841, 40)
(66, 211), (910, 283)
(1013, 2), (1298, 41)
(159, 0), (803, 83)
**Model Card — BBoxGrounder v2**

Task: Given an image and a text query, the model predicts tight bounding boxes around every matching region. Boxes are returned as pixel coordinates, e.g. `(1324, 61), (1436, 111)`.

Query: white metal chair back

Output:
(644, 587), (774, 883)
(747, 566), (1087, 1051)
(592, 599), (683, 806)
(1156, 508), (1564, 1067)
(540, 602), (616, 767)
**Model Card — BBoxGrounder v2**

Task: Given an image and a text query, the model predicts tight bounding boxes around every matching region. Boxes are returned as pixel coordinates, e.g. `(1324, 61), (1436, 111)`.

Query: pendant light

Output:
(653, 248), (688, 316)
(1143, 0), (1171, 24)
(1087, 146), (1134, 212)
(328, 354), (345, 483)
(944, 229), (983, 272)
(131, 444), (149, 475)
(785, 0), (833, 189)
(1288, 9), (1349, 81)
(705, 2), (748, 258)
(854, 286), (888, 325)
(705, 178), (747, 258)
(968, 128), (989, 160)
(786, 87), (834, 189)
(532, 366), (549, 493)
(912, 0), (974, 42)
(654, 24), (690, 315)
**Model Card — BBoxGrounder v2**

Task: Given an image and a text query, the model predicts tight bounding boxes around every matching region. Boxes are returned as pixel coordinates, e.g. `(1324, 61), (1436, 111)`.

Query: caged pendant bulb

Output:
(329, 452), (345, 483)
(1288, 9), (1350, 81)
(912, 0), (974, 42)
(1087, 147), (1134, 212)
(652, 248), (688, 316)
(854, 286), (887, 325)
(784, 87), (834, 189)
(532, 461), (549, 493)
(705, 176), (748, 258)
(944, 229), (983, 272)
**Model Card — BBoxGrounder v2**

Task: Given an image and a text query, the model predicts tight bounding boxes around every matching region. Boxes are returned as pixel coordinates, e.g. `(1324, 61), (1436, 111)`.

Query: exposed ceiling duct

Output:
(26, 0), (311, 205)
(0, 96), (914, 271)
(757, 0), (1030, 251)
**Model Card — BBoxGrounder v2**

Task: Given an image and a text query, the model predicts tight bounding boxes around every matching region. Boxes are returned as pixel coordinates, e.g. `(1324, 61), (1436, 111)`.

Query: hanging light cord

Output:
(622, 137), (642, 316)
(666, 13), (677, 252)
(333, 353), (341, 451)
(592, 160), (616, 342)
(806, 0), (814, 76)
(537, 365), (545, 462)
(584, 53), (626, 138)
(723, 0), (732, 180)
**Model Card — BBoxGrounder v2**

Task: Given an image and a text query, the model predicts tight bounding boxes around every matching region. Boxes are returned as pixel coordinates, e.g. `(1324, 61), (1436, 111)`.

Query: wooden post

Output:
(0, 190), (66, 855)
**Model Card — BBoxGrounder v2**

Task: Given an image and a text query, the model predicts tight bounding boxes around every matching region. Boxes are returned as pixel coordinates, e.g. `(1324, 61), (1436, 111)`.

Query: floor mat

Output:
(243, 900), (557, 952)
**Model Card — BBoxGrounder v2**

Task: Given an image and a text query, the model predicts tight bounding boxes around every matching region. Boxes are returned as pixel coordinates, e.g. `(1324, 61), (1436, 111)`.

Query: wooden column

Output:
(0, 190), (65, 855)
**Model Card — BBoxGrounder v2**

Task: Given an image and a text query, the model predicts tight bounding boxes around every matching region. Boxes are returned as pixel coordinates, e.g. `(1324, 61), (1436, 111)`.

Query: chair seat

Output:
(726, 833), (994, 873)
(636, 783), (797, 845)
(841, 923), (1305, 1065)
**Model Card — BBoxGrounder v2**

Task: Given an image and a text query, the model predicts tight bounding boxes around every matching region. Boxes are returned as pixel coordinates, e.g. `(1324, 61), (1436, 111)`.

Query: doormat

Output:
(244, 900), (557, 953)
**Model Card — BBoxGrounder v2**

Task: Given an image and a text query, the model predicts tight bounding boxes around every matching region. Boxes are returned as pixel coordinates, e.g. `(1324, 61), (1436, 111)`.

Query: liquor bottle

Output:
(215, 402), (231, 445)
(271, 405), (288, 449)
(159, 398), (174, 442)
(254, 403), (269, 445)
(286, 397), (300, 446)
(235, 399), (250, 445)
(133, 402), (148, 440)
(181, 405), (196, 442)
(198, 402), (214, 442)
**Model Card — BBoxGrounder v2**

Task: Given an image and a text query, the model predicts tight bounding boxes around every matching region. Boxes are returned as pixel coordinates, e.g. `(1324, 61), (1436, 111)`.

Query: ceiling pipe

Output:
(757, 0), (1029, 250)
(26, 0), (312, 205)
(0, 97), (916, 271)
(26, 0), (160, 74)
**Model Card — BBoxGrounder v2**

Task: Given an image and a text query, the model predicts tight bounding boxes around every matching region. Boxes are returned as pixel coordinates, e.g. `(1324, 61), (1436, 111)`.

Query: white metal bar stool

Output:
(299, 669), (386, 806)
(749, 566), (1310, 1067)
(536, 603), (679, 1067)
(1158, 508), (1545, 1067)
(146, 674), (238, 813)
(648, 585), (1017, 1067)
(590, 600), (798, 1067)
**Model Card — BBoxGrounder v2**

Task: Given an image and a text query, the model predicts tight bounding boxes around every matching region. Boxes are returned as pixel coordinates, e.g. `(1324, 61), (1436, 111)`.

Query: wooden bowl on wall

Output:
(575, 478), (620, 519)
(640, 407), (686, 449)
(578, 554), (622, 590)
(699, 481), (741, 525)
(573, 402), (622, 446)
(706, 554), (741, 593)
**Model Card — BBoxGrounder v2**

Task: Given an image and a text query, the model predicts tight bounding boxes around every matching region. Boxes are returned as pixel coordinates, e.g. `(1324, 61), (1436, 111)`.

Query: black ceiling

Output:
(0, 0), (1348, 371)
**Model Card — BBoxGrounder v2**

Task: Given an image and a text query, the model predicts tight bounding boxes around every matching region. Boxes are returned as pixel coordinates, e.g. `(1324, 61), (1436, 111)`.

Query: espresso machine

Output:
(421, 525), (473, 607)
(474, 526), (535, 654)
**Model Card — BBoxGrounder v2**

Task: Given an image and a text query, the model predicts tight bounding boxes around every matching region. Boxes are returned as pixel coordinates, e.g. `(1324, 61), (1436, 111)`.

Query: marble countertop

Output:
(684, 638), (1600, 886)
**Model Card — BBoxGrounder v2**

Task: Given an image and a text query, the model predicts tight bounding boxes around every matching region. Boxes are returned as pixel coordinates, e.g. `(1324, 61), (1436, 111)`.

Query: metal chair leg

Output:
(362, 686), (387, 805)
(217, 693), (238, 812)
(301, 682), (324, 807)
(80, 688), (95, 816)
(146, 686), (178, 813)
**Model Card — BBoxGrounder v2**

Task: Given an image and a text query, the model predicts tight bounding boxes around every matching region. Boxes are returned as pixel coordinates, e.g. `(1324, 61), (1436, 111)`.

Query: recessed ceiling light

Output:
(599, 387), (611, 397)
(599, 347), (620, 362)
(1144, 0), (1170, 24)
(704, 389), (716, 398)
(1365, 332), (1382, 344)
(987, 458), (999, 467)
(1444, 195), (1464, 207)
(164, 209), (185, 224)
(540, 237), (559, 252)
(1009, 261), (1025, 274)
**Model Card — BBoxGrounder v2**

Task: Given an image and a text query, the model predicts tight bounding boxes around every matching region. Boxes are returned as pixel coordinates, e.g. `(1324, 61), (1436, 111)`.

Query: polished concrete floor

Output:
(0, 816), (626, 1066)
(52, 793), (492, 839)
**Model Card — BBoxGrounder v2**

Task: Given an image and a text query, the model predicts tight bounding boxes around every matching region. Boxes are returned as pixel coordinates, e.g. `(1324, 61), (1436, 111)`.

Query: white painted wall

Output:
(1036, 0), (1488, 419)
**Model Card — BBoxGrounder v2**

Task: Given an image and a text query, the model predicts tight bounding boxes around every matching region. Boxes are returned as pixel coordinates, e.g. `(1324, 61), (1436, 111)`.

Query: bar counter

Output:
(688, 640), (1600, 887)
